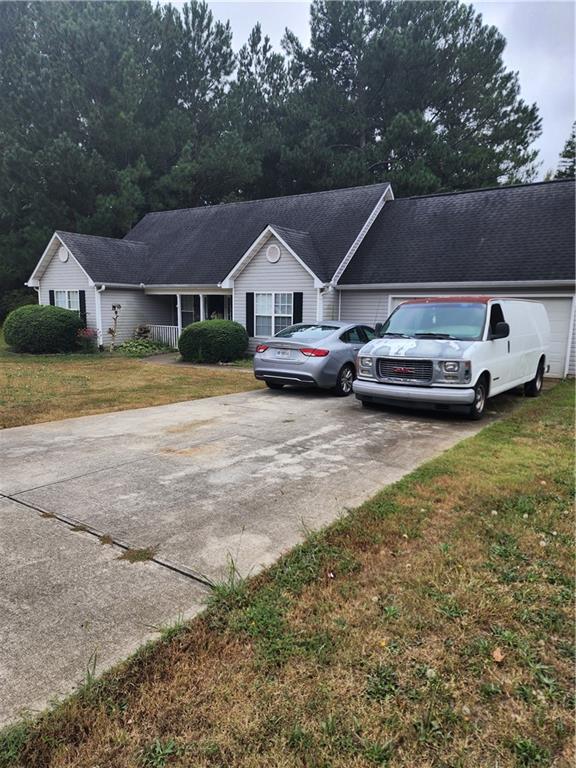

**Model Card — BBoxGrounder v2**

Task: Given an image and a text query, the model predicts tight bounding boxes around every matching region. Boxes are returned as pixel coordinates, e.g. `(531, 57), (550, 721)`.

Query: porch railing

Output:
(148, 324), (179, 349)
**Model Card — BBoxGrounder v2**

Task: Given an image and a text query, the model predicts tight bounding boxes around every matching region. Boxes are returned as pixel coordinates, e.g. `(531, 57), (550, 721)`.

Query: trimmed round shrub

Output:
(178, 319), (248, 363)
(4, 304), (84, 353)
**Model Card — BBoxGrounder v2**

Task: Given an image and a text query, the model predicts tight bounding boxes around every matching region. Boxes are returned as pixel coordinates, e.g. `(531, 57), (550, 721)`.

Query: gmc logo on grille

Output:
(392, 366), (415, 374)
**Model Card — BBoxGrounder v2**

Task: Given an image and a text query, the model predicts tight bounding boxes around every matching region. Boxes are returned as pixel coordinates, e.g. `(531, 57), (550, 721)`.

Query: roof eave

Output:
(337, 279), (576, 290)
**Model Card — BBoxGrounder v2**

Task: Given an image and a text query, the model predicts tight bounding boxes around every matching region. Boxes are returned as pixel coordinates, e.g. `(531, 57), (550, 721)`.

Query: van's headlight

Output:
(442, 361), (460, 372)
(358, 356), (375, 379)
(436, 360), (472, 383)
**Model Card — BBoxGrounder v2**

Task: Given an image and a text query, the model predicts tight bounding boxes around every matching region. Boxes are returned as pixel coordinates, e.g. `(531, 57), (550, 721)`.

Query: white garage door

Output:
(390, 295), (574, 377)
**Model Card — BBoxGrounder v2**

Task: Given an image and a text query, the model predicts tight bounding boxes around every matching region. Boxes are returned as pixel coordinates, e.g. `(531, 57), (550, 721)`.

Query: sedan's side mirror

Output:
(491, 321), (510, 340)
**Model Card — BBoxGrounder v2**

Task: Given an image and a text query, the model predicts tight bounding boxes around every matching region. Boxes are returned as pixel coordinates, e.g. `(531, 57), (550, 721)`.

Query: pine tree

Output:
(555, 123), (576, 179)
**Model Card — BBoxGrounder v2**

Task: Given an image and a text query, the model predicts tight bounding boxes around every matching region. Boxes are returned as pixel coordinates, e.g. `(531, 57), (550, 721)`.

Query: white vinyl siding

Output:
(233, 234), (316, 341)
(100, 290), (173, 345)
(568, 300), (576, 376)
(339, 290), (391, 326)
(320, 289), (338, 321)
(38, 247), (96, 329)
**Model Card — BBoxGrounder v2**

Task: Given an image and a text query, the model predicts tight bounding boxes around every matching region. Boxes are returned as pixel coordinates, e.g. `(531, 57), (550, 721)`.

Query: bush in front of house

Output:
(113, 338), (170, 357)
(178, 319), (248, 363)
(77, 327), (98, 353)
(3, 304), (84, 353)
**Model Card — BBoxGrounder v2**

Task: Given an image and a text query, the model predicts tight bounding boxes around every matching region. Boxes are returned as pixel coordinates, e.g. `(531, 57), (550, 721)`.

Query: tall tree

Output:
(555, 123), (575, 179)
(281, 0), (541, 195)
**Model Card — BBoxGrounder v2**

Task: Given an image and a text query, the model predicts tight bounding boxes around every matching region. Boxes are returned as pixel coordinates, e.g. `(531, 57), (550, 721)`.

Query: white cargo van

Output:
(353, 297), (550, 419)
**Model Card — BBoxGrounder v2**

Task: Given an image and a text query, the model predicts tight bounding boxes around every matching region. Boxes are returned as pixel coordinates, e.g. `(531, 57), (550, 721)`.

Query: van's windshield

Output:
(380, 302), (486, 341)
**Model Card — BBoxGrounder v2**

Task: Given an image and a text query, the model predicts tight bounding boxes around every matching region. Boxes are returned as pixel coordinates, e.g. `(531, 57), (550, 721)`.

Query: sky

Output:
(205, 0), (575, 178)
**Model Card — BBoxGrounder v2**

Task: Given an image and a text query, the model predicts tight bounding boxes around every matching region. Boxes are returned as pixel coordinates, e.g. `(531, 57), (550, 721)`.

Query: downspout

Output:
(95, 285), (106, 348)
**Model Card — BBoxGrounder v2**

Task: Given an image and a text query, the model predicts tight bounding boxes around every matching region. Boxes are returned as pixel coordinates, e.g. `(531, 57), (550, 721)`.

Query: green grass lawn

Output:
(1, 382), (573, 768)
(0, 335), (262, 429)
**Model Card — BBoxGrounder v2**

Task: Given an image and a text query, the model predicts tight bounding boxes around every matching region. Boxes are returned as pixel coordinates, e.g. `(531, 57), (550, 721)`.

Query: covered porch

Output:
(145, 290), (233, 348)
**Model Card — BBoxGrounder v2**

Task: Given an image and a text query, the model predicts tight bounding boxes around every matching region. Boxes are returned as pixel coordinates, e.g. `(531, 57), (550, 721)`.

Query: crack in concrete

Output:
(0, 492), (215, 590)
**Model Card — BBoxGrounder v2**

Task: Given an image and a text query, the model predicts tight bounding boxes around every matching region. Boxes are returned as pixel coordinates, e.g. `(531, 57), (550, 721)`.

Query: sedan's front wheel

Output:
(334, 363), (355, 397)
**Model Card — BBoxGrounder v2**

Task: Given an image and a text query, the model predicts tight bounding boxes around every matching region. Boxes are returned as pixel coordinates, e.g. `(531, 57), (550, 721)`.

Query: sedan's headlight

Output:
(442, 361), (460, 372)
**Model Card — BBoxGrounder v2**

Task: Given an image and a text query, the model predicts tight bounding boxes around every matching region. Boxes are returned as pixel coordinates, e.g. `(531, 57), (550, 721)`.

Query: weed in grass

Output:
(436, 597), (466, 619)
(380, 605), (400, 621)
(83, 650), (98, 694)
(119, 546), (157, 563)
(511, 737), (550, 766)
(139, 738), (182, 767)
(158, 613), (186, 643)
(207, 556), (247, 613)
(366, 663), (399, 701)
(286, 724), (314, 752)
(0, 722), (29, 768)
(363, 739), (394, 765)
(480, 682), (503, 699)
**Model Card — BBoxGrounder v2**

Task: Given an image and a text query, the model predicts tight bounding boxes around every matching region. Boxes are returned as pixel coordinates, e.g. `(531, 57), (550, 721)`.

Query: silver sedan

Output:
(253, 322), (376, 396)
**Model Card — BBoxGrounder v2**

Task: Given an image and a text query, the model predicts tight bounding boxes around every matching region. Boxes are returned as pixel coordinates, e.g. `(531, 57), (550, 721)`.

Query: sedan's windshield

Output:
(380, 303), (486, 341)
(275, 324), (338, 341)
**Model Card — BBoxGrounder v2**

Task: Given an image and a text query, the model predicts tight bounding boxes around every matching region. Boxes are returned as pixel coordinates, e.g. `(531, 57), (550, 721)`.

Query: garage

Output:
(389, 295), (575, 377)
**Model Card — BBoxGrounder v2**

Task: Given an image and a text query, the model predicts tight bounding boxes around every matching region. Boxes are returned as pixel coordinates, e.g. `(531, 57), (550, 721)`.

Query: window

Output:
(54, 290), (80, 312)
(382, 302), (486, 341)
(362, 326), (377, 341)
(255, 292), (293, 336)
(340, 326), (366, 344)
(276, 324), (337, 341)
(488, 303), (505, 335)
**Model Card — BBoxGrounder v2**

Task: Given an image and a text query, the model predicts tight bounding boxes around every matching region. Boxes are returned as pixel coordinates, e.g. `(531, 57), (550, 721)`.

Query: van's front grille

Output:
(376, 358), (433, 383)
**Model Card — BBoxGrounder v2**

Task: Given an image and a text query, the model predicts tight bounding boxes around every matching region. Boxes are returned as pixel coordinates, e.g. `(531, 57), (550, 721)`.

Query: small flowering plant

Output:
(77, 327), (98, 353)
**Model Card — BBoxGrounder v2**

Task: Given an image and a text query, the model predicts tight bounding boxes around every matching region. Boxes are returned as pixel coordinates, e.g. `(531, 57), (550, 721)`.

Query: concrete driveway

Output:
(0, 388), (505, 724)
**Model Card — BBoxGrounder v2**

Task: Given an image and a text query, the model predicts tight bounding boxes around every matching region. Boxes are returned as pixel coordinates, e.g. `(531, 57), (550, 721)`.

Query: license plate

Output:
(275, 349), (291, 359)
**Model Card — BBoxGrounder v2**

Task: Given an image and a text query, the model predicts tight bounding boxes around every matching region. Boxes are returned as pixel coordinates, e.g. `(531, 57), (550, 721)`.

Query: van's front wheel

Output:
(524, 358), (545, 398)
(467, 376), (488, 420)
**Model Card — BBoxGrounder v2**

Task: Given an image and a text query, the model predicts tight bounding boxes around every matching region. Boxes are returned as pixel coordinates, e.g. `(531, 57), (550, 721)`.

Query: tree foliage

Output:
(554, 123), (575, 180)
(0, 0), (541, 300)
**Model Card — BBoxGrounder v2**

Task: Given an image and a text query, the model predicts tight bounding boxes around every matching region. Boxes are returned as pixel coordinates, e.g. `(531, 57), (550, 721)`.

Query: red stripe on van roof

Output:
(400, 296), (495, 305)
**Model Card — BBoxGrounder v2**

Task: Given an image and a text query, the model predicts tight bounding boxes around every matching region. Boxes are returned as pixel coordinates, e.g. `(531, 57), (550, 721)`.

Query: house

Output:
(27, 179), (575, 377)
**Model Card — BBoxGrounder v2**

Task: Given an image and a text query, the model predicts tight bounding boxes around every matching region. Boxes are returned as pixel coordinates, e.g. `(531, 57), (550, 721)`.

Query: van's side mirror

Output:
(375, 322), (383, 337)
(491, 321), (510, 340)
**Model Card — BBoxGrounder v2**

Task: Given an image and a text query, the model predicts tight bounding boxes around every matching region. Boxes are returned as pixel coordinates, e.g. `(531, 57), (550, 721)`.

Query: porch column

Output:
(199, 294), (205, 321)
(176, 293), (182, 335)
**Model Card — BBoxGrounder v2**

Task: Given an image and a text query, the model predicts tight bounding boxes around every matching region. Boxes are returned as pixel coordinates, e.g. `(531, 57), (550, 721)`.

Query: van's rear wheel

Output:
(524, 358), (544, 398)
(467, 376), (488, 420)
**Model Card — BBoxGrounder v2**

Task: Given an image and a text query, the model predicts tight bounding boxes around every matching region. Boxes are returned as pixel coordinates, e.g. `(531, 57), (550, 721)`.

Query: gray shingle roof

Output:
(56, 231), (149, 284)
(124, 183), (390, 284)
(270, 226), (321, 278)
(340, 180), (575, 285)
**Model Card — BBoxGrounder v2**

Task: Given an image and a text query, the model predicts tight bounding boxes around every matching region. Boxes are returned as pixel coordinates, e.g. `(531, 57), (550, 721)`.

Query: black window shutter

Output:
(79, 290), (87, 324)
(246, 293), (254, 336)
(293, 292), (303, 324)
(49, 290), (55, 306)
